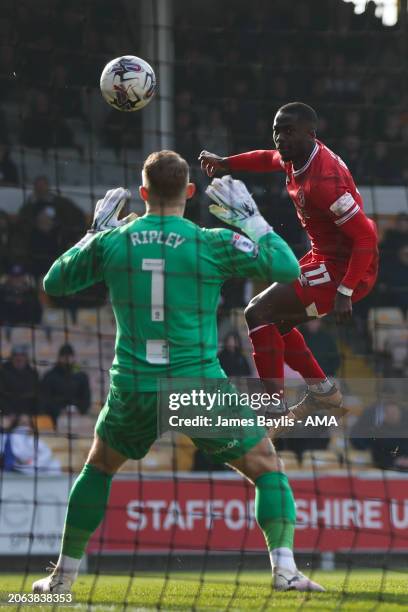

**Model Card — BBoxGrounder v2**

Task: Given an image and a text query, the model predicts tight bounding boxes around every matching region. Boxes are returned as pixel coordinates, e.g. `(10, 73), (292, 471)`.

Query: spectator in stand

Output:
(333, 0), (357, 33)
(0, 414), (61, 474)
(27, 206), (62, 279)
(351, 400), (408, 470)
(21, 91), (77, 150)
(299, 319), (341, 378)
(217, 279), (248, 325)
(0, 144), (19, 185)
(218, 331), (251, 377)
(18, 175), (86, 251)
(175, 111), (199, 162)
(0, 46), (16, 102)
(175, 89), (195, 115)
(365, 76), (399, 109)
(0, 210), (11, 275)
(276, 318), (340, 459)
(50, 64), (84, 119)
(338, 135), (364, 181)
(403, 165), (408, 185)
(382, 114), (402, 144)
(228, 79), (258, 151)
(103, 108), (142, 152)
(380, 212), (408, 260)
(325, 53), (362, 104)
(0, 345), (39, 416)
(0, 264), (42, 326)
(361, 142), (401, 185)
(197, 109), (230, 157)
(267, 76), (290, 107)
(343, 109), (364, 138)
(361, 0), (385, 31)
(41, 344), (91, 424)
(0, 108), (9, 145)
(377, 243), (408, 314)
(55, 7), (84, 52)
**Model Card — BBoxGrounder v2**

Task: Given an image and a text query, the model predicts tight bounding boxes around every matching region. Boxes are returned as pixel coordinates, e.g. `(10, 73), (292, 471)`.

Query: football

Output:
(100, 55), (156, 112)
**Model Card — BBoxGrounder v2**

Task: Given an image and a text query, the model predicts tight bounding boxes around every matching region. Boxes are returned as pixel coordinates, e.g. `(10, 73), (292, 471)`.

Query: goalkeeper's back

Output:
(43, 150), (299, 391)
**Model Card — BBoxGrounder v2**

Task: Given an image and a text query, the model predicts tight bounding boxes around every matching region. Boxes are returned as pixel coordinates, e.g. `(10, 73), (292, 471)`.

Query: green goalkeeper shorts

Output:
(95, 386), (266, 464)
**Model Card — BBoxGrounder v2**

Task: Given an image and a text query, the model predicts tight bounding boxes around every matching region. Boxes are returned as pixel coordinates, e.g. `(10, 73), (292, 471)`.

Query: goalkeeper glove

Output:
(91, 187), (138, 232)
(206, 175), (272, 242)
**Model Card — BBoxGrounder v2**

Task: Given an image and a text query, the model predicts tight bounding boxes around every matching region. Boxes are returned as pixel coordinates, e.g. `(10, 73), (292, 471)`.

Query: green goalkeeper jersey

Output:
(44, 214), (299, 391)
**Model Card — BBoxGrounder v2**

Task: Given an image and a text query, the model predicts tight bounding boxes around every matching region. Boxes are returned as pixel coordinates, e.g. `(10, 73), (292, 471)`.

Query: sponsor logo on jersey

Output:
(231, 234), (258, 257)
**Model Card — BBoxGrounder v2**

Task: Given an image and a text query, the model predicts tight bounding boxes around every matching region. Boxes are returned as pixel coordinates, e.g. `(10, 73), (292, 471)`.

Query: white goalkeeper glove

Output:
(91, 187), (138, 232)
(206, 175), (272, 242)
(76, 188), (138, 248)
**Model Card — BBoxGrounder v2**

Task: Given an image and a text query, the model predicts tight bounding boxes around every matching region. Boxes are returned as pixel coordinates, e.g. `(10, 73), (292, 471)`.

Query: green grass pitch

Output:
(1, 570), (407, 611)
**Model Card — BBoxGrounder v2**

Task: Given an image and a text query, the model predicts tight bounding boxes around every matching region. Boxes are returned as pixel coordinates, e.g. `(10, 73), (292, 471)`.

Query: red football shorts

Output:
(292, 251), (378, 317)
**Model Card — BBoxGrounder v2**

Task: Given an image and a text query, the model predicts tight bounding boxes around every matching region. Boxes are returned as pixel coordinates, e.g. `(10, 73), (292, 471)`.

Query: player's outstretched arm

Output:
(44, 187), (136, 296)
(199, 149), (283, 176)
(206, 175), (299, 284)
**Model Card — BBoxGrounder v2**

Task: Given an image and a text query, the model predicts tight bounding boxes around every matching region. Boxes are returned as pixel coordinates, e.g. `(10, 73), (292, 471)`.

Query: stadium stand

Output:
(0, 0), (405, 478)
(0, 1), (407, 608)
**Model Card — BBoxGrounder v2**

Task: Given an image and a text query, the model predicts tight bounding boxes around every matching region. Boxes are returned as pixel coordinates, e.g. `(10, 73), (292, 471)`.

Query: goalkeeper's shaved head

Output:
(143, 150), (189, 200)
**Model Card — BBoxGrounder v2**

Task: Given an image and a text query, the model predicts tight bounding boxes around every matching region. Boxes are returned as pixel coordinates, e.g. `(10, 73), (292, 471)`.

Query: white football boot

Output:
(273, 567), (325, 592)
(272, 384), (346, 439)
(290, 384), (346, 422)
(32, 564), (74, 595)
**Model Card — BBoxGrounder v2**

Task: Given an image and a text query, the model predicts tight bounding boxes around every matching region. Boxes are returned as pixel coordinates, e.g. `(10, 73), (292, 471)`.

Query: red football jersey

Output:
(227, 140), (378, 291)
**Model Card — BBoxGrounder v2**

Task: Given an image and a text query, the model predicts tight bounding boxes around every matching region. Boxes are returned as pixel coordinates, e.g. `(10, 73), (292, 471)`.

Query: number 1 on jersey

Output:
(142, 258), (165, 321)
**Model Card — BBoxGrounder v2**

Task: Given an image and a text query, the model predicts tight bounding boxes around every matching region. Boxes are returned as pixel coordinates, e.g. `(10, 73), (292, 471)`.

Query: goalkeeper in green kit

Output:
(33, 150), (324, 594)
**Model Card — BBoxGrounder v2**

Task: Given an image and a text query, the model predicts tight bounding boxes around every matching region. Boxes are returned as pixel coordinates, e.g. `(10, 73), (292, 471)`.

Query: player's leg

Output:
(245, 275), (342, 427)
(195, 393), (323, 594)
(286, 270), (378, 422)
(227, 437), (324, 592)
(33, 390), (158, 594)
(33, 435), (126, 594)
(245, 281), (329, 394)
(57, 436), (127, 570)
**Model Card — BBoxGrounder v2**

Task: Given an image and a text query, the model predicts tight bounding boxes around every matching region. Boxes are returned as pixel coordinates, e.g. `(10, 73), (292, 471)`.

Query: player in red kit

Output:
(199, 102), (378, 427)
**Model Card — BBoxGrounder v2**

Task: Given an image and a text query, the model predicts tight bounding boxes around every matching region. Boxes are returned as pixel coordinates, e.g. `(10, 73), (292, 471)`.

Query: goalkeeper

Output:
(33, 150), (324, 594)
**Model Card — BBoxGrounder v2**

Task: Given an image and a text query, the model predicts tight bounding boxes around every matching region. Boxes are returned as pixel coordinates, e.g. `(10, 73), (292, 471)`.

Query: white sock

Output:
(56, 554), (81, 578)
(308, 378), (333, 394)
(270, 547), (297, 572)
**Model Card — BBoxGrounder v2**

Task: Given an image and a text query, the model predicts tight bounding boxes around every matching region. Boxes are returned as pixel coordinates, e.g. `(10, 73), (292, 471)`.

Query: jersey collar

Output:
(293, 142), (319, 177)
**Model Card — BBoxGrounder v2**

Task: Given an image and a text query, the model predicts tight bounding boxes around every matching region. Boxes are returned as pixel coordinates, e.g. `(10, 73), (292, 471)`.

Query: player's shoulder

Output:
(131, 215), (200, 232)
(200, 226), (234, 244)
(316, 140), (351, 176)
(201, 227), (258, 256)
(95, 225), (124, 245)
(101, 216), (200, 236)
(82, 224), (133, 256)
(200, 227), (246, 256)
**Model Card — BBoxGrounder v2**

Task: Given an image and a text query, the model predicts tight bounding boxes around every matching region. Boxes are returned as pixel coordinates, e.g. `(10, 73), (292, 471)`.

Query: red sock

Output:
(249, 324), (284, 396)
(282, 328), (326, 384)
